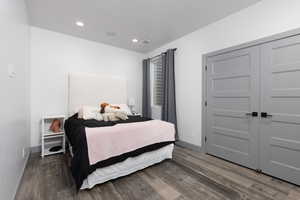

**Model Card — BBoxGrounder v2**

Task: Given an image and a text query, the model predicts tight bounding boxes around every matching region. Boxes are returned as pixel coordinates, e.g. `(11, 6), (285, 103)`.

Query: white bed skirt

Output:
(81, 144), (174, 189)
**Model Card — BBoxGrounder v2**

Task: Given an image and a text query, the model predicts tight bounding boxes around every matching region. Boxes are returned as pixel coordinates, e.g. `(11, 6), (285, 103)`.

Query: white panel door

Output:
(206, 46), (260, 170)
(260, 35), (300, 185)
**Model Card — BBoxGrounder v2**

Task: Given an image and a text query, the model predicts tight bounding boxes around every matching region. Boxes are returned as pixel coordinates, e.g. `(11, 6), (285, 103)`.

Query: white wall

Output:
(30, 27), (144, 147)
(0, 0), (30, 199)
(147, 0), (300, 147)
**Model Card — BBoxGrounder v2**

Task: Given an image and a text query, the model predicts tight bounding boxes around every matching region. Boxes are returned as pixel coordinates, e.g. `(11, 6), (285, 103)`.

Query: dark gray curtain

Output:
(162, 49), (178, 139)
(142, 59), (152, 118)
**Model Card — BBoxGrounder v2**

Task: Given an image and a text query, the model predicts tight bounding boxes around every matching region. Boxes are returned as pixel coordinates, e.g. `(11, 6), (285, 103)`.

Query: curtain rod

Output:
(149, 48), (177, 60)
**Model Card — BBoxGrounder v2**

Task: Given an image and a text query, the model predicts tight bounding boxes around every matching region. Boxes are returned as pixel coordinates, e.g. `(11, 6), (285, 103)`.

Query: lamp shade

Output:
(128, 98), (135, 106)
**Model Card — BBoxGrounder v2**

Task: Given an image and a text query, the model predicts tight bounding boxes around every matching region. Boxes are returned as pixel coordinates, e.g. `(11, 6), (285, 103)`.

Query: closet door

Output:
(206, 46), (260, 169)
(260, 36), (300, 185)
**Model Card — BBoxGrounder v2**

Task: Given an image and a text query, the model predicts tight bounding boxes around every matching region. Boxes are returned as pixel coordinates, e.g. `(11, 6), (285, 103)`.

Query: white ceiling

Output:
(26, 0), (261, 53)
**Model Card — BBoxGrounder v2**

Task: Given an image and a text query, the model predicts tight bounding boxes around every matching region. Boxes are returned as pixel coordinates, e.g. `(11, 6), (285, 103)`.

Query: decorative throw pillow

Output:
(94, 112), (103, 121)
(102, 113), (119, 122)
(50, 119), (61, 133)
(115, 112), (128, 120)
(111, 104), (132, 115)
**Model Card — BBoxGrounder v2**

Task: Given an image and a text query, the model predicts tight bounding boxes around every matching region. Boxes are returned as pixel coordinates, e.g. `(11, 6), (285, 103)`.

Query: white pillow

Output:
(77, 106), (84, 118)
(72, 106), (83, 117)
(81, 106), (101, 120)
(111, 104), (132, 115)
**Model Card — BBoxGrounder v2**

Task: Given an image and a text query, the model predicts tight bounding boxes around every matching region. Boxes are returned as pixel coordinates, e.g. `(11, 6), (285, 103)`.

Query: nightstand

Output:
(41, 115), (66, 157)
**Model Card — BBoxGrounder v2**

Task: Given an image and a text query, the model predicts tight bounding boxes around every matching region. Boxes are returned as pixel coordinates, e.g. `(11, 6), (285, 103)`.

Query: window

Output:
(150, 56), (164, 107)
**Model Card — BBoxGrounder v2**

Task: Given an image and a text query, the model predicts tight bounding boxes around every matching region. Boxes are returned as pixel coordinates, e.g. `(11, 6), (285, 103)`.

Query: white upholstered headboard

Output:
(68, 73), (127, 115)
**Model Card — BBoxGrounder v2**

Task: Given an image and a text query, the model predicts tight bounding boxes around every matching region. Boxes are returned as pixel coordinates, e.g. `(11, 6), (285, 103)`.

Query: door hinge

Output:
(205, 101), (207, 106)
(205, 136), (207, 143)
(205, 65), (207, 71)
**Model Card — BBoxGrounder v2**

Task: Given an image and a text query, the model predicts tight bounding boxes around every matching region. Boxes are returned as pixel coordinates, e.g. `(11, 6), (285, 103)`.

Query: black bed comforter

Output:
(64, 114), (174, 189)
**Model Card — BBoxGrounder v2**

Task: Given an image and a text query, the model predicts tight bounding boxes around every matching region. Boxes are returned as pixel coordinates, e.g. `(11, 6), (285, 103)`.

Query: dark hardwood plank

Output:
(138, 171), (181, 200)
(173, 152), (276, 200)
(146, 161), (237, 200)
(111, 171), (162, 200)
(95, 182), (123, 200)
(175, 147), (295, 192)
(15, 146), (300, 200)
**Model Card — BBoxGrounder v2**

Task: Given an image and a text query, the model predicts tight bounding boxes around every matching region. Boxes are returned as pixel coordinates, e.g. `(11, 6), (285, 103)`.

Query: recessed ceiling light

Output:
(76, 21), (84, 27)
(132, 38), (138, 43)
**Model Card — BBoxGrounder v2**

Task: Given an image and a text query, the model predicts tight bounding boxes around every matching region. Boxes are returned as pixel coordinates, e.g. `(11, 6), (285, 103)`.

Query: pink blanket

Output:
(85, 120), (175, 165)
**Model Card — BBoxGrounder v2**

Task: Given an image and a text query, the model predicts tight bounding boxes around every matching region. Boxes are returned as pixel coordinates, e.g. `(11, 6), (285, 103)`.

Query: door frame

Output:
(201, 27), (300, 153)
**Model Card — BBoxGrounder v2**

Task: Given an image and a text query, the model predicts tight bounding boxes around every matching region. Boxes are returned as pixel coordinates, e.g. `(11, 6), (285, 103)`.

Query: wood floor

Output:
(15, 146), (300, 200)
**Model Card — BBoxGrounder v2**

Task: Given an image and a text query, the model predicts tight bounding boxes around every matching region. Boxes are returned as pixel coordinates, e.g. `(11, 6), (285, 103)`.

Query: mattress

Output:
(81, 144), (174, 189)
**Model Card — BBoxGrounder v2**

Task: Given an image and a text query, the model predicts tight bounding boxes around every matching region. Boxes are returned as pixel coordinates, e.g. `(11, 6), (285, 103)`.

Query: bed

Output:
(65, 73), (175, 190)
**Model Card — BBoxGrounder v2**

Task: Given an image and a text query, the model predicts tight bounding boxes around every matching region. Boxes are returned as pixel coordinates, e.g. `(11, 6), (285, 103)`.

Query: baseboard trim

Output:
(13, 148), (30, 200)
(30, 145), (41, 154)
(175, 140), (203, 152)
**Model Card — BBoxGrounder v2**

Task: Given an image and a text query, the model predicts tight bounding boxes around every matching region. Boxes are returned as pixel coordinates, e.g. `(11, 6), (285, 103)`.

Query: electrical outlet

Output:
(22, 148), (26, 158)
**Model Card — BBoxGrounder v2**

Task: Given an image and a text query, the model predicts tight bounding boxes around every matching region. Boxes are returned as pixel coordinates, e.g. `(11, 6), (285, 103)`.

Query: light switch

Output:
(8, 64), (16, 78)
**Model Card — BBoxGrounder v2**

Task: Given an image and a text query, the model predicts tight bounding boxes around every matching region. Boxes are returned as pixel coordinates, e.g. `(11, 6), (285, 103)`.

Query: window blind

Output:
(151, 56), (164, 106)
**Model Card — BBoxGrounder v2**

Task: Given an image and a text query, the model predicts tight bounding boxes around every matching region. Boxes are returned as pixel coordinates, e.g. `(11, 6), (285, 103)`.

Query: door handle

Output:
(261, 112), (273, 118)
(246, 112), (258, 117)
